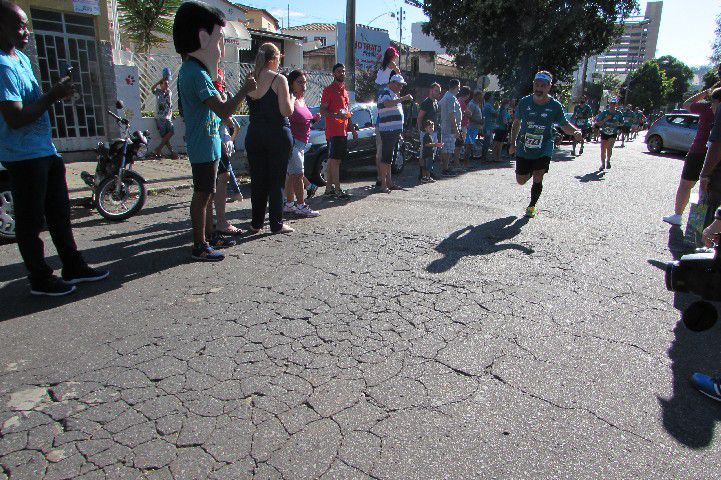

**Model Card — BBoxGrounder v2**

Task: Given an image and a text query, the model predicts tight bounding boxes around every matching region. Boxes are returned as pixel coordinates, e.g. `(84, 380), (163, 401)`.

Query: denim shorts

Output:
(288, 139), (306, 175)
(155, 118), (174, 137)
(465, 127), (479, 145)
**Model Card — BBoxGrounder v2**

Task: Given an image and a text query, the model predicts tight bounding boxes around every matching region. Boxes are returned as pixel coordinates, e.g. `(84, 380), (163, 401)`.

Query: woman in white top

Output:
(374, 47), (399, 98)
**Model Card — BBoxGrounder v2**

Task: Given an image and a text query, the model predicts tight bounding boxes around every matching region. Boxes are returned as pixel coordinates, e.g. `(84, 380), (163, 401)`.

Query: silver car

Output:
(0, 163), (13, 241)
(645, 113), (699, 154)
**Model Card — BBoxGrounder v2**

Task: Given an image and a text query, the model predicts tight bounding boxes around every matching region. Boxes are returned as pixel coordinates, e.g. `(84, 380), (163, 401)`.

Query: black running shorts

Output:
(515, 156), (551, 176)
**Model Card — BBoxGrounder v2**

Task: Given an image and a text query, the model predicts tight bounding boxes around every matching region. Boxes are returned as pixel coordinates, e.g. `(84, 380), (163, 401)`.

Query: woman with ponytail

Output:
(245, 43), (295, 234)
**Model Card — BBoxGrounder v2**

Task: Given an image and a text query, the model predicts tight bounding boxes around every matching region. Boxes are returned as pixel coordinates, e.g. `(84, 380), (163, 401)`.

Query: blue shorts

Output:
(465, 128), (479, 145)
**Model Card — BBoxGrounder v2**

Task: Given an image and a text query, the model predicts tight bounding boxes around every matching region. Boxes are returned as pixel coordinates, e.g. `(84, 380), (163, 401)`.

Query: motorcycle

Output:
(81, 100), (148, 221)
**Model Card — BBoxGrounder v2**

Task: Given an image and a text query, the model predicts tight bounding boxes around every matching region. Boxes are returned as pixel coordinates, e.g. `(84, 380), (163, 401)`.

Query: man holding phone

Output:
(0, 0), (109, 296)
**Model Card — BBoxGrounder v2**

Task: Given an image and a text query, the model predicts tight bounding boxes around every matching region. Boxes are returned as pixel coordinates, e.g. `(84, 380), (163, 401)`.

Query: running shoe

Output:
(691, 373), (721, 402)
(525, 206), (537, 218)
(306, 184), (318, 199)
(30, 275), (77, 297)
(209, 232), (236, 249)
(61, 265), (110, 285)
(420, 176), (432, 183)
(296, 203), (320, 217)
(336, 189), (351, 199)
(283, 201), (298, 214)
(192, 243), (225, 262)
(426, 176), (436, 183)
(323, 187), (336, 197)
(663, 214), (683, 226)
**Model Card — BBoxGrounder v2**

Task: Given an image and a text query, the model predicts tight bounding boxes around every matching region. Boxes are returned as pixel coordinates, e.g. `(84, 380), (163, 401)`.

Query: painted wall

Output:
(17, 0), (111, 42)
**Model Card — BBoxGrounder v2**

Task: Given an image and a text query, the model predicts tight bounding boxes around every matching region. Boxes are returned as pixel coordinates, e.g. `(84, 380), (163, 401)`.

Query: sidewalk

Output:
(65, 155), (248, 204)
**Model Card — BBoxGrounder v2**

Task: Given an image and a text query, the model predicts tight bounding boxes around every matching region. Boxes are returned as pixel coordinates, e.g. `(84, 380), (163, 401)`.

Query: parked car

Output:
(0, 162), (13, 241)
(645, 113), (699, 154)
(304, 102), (406, 186)
(554, 112), (576, 145)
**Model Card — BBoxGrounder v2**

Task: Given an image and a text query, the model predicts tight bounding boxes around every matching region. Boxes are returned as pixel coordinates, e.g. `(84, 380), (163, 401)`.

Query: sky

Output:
(243, 0), (720, 68)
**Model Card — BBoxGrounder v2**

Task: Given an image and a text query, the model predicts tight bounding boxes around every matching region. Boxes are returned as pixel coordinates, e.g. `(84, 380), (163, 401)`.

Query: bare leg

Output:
(291, 173), (305, 205)
(190, 191), (212, 246)
(674, 179), (697, 216)
(214, 172), (230, 229)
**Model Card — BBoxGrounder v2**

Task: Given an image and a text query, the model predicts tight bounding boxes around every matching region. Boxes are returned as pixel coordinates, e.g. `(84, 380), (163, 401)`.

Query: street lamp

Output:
(367, 11), (396, 26)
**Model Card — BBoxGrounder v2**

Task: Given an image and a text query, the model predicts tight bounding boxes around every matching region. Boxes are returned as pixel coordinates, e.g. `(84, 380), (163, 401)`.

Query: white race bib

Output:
(524, 133), (543, 149)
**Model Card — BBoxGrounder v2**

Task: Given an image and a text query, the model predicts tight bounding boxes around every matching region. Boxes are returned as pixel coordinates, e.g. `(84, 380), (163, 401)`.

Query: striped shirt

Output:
(377, 87), (404, 133)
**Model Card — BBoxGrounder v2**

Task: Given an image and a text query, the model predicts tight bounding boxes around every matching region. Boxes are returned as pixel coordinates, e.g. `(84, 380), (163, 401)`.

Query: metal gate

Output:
(31, 9), (105, 151)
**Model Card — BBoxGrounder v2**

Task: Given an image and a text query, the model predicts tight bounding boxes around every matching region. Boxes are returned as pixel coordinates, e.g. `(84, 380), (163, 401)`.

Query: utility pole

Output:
(287, 4), (290, 29)
(397, 6), (405, 71)
(345, 0), (356, 93)
(580, 56), (589, 98)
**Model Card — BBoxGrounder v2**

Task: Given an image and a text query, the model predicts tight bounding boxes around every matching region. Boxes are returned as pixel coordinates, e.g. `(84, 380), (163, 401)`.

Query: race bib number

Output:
(524, 133), (543, 149)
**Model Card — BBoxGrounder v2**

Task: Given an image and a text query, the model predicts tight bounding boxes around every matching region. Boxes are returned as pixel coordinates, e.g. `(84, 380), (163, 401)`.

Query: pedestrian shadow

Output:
(0, 222), (192, 323)
(552, 149), (577, 162)
(427, 216), (533, 274)
(651, 225), (721, 448)
(642, 151), (685, 161)
(575, 171), (606, 183)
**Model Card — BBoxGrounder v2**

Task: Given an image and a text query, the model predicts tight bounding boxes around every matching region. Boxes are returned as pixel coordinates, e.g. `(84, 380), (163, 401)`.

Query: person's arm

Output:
(273, 74), (294, 117)
(683, 86), (717, 111)
(700, 142), (721, 194)
(417, 108), (426, 131)
(0, 70), (75, 129)
(204, 72), (256, 119)
(508, 118), (521, 154)
(382, 94), (412, 108)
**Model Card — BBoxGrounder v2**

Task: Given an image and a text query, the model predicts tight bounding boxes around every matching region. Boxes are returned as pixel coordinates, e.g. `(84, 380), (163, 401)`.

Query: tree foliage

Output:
(118, 0), (181, 53)
(712, 14), (721, 64)
(625, 60), (673, 112)
(703, 66), (720, 89)
(655, 55), (693, 105)
(422, 0), (639, 97)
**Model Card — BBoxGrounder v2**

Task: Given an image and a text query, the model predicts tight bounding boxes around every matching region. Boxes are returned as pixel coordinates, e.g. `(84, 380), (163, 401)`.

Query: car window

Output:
(666, 115), (686, 125)
(351, 109), (373, 128)
(683, 116), (699, 128)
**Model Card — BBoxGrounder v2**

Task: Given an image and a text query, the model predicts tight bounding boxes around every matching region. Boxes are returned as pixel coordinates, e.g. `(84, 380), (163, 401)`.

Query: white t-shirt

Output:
(375, 67), (395, 86)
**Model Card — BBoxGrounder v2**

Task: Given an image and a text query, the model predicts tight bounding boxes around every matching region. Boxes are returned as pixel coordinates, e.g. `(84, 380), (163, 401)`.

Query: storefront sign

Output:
(73, 0), (101, 15)
(336, 23), (390, 72)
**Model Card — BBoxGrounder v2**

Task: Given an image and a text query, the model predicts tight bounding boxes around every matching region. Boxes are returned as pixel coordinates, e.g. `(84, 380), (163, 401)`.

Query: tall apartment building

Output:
(594, 1), (663, 77)
(572, 1), (663, 98)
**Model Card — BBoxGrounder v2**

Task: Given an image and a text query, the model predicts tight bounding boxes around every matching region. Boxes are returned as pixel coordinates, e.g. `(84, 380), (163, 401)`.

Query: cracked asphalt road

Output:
(0, 138), (719, 479)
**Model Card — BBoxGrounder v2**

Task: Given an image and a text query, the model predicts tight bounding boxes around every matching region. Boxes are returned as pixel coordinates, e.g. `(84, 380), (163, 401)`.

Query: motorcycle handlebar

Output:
(107, 110), (129, 125)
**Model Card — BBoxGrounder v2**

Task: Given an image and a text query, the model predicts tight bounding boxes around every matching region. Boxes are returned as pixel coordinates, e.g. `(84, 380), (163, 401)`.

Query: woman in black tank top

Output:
(245, 43), (294, 234)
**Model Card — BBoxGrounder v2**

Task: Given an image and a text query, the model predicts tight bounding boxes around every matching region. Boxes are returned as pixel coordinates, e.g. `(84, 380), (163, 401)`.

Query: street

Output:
(0, 137), (718, 479)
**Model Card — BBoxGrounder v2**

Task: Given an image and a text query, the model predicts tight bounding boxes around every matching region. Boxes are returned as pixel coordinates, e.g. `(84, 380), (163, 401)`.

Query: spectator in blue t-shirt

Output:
(482, 93), (499, 161)
(173, 1), (256, 262)
(376, 74), (413, 193)
(0, 1), (109, 296)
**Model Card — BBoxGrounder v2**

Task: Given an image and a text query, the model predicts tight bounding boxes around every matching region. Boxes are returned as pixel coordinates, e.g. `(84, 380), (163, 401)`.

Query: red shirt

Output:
(321, 81), (349, 139)
(689, 102), (714, 155)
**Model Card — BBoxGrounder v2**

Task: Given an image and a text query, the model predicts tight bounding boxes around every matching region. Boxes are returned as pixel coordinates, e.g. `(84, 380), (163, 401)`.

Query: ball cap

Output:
(389, 73), (406, 85)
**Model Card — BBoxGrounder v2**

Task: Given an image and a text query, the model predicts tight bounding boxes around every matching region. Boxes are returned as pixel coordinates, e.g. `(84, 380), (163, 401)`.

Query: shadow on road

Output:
(654, 225), (721, 449)
(0, 222), (191, 323)
(575, 170), (606, 183)
(427, 216), (533, 274)
(642, 151), (685, 161)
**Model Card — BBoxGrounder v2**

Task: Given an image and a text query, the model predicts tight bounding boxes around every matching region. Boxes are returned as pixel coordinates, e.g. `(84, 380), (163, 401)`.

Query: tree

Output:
(625, 60), (673, 112)
(422, 0), (638, 97)
(703, 66), (720, 89)
(118, 0), (181, 53)
(655, 55), (693, 105)
(712, 14), (721, 64)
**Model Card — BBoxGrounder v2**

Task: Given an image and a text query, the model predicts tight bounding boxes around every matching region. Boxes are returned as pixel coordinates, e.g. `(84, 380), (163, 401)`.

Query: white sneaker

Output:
(663, 213), (682, 226)
(296, 204), (320, 218)
(283, 201), (298, 214)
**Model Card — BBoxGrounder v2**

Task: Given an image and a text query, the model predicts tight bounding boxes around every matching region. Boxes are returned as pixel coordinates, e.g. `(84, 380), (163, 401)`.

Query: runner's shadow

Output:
(656, 225), (721, 448)
(575, 171), (606, 183)
(427, 216), (533, 274)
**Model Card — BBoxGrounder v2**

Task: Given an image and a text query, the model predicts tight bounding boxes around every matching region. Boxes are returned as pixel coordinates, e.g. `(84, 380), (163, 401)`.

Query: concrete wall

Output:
(17, 0), (112, 42)
(283, 30), (336, 49)
(411, 23), (445, 54)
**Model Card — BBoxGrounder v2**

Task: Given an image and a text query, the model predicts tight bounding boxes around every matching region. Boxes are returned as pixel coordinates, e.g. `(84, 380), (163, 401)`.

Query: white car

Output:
(0, 162), (13, 241)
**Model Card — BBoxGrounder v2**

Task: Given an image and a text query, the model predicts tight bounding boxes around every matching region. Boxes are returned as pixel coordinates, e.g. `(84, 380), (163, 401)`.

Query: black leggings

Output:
(2, 155), (84, 282)
(245, 125), (292, 232)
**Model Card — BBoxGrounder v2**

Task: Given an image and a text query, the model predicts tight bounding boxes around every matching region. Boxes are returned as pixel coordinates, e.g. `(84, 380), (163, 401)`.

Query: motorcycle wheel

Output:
(95, 174), (146, 221)
(0, 179), (15, 241)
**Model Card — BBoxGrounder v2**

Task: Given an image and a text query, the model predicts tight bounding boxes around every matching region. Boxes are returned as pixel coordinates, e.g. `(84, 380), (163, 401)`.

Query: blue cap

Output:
(162, 67), (172, 80)
(534, 72), (552, 84)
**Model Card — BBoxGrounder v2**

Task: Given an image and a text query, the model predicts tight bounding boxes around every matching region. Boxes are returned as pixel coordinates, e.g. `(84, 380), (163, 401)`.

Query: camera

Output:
(666, 245), (721, 301)
(666, 244), (721, 331)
